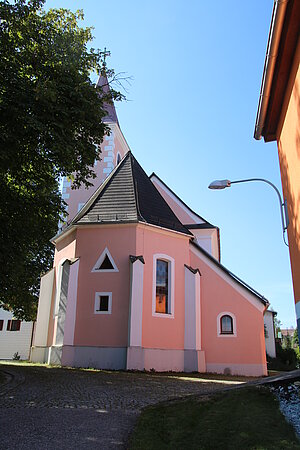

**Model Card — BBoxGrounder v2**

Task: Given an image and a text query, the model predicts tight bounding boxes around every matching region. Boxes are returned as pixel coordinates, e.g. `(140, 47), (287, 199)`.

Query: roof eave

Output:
(50, 224), (77, 245)
(254, 0), (288, 141)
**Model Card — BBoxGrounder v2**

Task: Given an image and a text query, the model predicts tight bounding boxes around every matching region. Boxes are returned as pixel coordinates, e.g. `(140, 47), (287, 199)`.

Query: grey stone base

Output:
(127, 346), (206, 372)
(61, 345), (127, 370)
(31, 345), (63, 366)
(127, 346), (144, 370)
(48, 345), (63, 365)
(32, 345), (207, 373)
(206, 362), (267, 376)
(184, 349), (206, 372)
(30, 346), (50, 364)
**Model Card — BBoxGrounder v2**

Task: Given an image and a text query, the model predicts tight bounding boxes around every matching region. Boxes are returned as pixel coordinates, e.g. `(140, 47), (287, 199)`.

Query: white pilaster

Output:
(184, 266), (201, 350)
(128, 258), (144, 346)
(63, 259), (80, 346)
(33, 268), (55, 347)
(184, 266), (205, 372)
(127, 256), (145, 370)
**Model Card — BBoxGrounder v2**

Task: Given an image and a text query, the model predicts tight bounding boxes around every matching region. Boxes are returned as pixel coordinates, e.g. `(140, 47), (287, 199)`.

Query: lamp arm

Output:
(230, 178), (289, 245)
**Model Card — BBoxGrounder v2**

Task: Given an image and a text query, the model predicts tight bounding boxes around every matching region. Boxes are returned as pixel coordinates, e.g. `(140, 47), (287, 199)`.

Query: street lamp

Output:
(208, 178), (289, 246)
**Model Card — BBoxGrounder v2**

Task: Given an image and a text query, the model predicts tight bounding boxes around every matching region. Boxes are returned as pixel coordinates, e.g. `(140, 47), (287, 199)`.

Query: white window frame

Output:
(94, 292), (112, 315)
(217, 312), (237, 337)
(152, 254), (175, 319)
(91, 247), (119, 273)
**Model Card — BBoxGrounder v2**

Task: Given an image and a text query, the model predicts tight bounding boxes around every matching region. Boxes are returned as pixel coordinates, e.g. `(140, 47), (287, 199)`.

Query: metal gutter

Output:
(254, 0), (289, 140)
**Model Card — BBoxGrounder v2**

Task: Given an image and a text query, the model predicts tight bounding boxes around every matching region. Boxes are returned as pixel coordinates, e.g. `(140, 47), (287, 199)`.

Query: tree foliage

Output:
(273, 316), (282, 338)
(0, 0), (122, 319)
(292, 328), (299, 348)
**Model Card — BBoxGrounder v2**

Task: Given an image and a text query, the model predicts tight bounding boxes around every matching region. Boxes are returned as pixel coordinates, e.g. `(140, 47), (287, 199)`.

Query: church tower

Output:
(61, 74), (130, 223)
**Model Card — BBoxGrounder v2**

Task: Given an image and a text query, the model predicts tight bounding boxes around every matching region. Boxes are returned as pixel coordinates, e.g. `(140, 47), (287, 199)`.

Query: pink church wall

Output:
(45, 231), (78, 348)
(63, 149), (105, 223)
(73, 225), (136, 347)
(137, 224), (190, 350)
(47, 221), (266, 374)
(189, 249), (267, 373)
(114, 131), (127, 165)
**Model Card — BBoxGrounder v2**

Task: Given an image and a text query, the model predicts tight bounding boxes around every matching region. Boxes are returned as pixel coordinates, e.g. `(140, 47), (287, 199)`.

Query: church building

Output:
(31, 75), (270, 376)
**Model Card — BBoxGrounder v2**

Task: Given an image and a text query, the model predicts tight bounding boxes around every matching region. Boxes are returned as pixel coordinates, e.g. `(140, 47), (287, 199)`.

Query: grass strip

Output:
(130, 386), (300, 450)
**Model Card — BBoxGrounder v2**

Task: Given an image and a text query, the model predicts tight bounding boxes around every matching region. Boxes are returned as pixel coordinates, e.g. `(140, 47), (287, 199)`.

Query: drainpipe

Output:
(254, 0), (289, 140)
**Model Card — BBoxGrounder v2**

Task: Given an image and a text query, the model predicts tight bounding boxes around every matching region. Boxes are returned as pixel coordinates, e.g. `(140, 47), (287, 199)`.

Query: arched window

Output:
(217, 312), (236, 337)
(152, 254), (175, 318)
(220, 315), (233, 334)
(116, 153), (121, 165)
(156, 259), (169, 314)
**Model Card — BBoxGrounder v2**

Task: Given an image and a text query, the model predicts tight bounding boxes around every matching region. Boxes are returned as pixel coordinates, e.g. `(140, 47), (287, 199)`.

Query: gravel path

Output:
(0, 364), (245, 450)
(270, 381), (300, 438)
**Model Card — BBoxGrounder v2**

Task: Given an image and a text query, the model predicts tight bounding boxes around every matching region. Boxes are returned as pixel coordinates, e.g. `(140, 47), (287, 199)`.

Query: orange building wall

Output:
(277, 40), (300, 317)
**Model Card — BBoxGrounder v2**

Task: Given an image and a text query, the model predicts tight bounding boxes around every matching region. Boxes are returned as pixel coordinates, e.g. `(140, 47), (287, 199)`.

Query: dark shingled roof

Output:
(72, 152), (192, 236)
(149, 172), (214, 227)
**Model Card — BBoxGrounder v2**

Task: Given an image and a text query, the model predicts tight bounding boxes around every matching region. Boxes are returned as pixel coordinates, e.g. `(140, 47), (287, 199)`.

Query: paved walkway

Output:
(0, 363), (249, 450)
(1, 364), (299, 450)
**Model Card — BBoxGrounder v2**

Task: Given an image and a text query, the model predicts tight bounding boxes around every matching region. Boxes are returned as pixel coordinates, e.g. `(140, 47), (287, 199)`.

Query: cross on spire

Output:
(101, 47), (111, 74)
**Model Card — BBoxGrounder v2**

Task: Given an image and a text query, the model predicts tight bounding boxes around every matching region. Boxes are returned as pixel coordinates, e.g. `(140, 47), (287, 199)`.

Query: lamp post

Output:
(208, 178), (289, 246)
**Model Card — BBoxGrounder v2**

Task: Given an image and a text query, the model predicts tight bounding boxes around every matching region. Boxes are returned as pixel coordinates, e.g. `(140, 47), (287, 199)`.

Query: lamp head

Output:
(208, 179), (231, 190)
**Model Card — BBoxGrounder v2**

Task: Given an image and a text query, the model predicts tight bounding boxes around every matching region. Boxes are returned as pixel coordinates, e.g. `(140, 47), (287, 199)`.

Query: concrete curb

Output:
(251, 369), (300, 386)
(150, 369), (300, 408)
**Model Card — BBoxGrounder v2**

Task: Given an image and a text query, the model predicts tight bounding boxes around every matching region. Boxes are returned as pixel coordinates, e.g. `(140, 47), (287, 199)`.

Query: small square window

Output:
(94, 292), (112, 314)
(0, 320), (3, 331)
(98, 295), (109, 312)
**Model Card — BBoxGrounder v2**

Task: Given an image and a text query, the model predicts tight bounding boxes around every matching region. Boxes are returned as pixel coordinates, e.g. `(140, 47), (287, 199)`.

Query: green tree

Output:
(282, 333), (292, 349)
(274, 316), (282, 338)
(292, 328), (299, 348)
(0, 0), (122, 319)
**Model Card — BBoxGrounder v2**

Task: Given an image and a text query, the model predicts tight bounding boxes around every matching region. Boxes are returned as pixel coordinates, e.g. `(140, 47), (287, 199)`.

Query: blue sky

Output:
(47, 0), (296, 328)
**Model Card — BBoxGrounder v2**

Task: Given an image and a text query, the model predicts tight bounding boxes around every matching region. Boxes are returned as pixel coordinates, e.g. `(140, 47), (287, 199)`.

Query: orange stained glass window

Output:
(156, 259), (169, 314)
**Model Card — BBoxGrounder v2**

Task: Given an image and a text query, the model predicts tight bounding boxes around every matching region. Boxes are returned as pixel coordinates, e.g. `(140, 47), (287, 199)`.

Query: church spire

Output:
(96, 49), (119, 125)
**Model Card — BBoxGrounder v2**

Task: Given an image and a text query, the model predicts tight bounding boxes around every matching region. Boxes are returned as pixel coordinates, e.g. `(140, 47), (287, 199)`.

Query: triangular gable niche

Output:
(91, 247), (119, 273)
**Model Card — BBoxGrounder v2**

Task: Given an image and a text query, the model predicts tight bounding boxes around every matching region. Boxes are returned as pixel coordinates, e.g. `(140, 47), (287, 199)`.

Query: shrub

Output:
(295, 347), (300, 368)
(267, 343), (298, 371)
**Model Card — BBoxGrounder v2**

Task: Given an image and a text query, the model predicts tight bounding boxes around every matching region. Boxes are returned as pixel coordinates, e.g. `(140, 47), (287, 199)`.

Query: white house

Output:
(0, 308), (34, 360)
